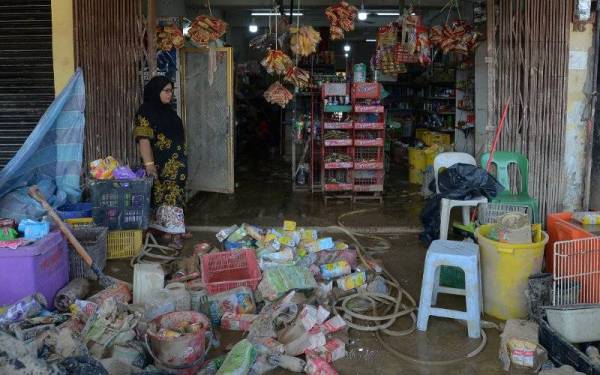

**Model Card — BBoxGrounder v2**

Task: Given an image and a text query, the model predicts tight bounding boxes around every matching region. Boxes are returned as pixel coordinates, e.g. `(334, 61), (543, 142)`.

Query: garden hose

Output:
(331, 209), (494, 366)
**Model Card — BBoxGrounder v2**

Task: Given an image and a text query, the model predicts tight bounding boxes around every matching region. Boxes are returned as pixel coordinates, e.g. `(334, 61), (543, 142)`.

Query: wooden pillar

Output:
(147, 0), (157, 76)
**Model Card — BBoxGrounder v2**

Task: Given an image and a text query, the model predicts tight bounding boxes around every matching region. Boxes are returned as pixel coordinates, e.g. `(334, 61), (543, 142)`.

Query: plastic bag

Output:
(216, 339), (256, 375)
(420, 163), (503, 244)
(112, 166), (137, 180)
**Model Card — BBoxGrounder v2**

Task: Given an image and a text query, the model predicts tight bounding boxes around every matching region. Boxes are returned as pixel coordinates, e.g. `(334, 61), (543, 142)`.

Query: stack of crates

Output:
(352, 82), (385, 203)
(89, 178), (151, 259)
(321, 83), (354, 202)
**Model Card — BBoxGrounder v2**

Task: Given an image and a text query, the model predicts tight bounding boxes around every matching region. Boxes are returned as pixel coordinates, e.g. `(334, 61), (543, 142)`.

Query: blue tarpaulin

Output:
(0, 69), (85, 221)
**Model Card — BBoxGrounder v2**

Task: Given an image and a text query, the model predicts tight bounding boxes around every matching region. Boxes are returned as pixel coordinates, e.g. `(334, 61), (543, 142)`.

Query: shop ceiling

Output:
(182, 0), (469, 31)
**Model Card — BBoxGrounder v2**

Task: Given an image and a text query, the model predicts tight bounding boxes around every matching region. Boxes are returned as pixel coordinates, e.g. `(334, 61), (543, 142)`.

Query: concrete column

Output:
(563, 24), (594, 211)
(51, 0), (75, 95)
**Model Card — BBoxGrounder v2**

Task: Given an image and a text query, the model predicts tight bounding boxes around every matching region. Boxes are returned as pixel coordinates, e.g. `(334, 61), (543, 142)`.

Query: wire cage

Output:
(323, 146), (353, 169)
(553, 237), (600, 305)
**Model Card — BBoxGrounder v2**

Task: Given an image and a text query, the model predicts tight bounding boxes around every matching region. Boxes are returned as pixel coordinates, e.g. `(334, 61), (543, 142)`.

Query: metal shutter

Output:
(0, 0), (54, 168)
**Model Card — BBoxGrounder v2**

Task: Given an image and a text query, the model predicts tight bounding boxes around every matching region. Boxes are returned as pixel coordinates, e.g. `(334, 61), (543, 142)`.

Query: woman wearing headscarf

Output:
(134, 76), (187, 249)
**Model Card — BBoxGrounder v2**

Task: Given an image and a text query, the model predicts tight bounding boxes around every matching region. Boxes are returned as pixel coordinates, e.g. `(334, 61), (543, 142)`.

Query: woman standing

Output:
(134, 76), (187, 249)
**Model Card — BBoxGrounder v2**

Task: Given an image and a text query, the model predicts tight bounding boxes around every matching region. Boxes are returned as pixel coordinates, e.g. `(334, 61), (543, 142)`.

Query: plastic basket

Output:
(65, 217), (95, 227)
(107, 230), (143, 259)
(478, 203), (531, 225)
(201, 249), (261, 295)
(57, 202), (93, 220)
(69, 226), (108, 280)
(537, 317), (600, 375)
(90, 178), (153, 230)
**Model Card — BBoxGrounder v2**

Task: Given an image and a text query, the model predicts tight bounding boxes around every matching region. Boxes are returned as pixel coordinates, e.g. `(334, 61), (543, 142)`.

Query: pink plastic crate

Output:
(201, 249), (261, 295)
(0, 231), (68, 309)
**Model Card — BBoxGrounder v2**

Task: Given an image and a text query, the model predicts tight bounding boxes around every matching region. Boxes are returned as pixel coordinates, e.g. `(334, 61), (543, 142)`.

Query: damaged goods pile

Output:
(0, 220), (411, 374)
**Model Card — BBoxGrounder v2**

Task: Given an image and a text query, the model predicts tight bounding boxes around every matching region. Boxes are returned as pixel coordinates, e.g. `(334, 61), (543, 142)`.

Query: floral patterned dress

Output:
(133, 108), (187, 209)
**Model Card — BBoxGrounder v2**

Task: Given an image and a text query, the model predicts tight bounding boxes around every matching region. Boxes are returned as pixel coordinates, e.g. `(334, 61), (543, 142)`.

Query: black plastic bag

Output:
(420, 163), (504, 244)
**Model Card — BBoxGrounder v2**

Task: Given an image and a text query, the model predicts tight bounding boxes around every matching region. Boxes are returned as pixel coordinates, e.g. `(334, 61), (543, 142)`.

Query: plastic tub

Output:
(546, 212), (593, 273)
(57, 202), (93, 220)
(545, 304), (600, 343)
(475, 224), (548, 320)
(0, 231), (68, 309)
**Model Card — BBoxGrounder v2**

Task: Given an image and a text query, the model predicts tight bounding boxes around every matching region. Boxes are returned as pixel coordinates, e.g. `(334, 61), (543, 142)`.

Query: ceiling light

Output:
(376, 12), (400, 16)
(344, 44), (351, 52)
(358, 2), (368, 21)
(183, 26), (190, 36)
(344, 53), (349, 58)
(249, 19), (258, 33)
(366, 39), (376, 42)
(251, 12), (303, 16)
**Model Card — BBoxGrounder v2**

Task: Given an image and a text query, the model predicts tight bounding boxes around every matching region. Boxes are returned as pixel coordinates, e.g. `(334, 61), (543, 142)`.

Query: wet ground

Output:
(106, 159), (515, 374)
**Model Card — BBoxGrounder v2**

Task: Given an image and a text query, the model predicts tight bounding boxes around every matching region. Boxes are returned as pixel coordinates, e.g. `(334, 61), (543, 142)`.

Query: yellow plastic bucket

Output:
(475, 224), (548, 320)
(408, 147), (426, 184)
(415, 128), (428, 142)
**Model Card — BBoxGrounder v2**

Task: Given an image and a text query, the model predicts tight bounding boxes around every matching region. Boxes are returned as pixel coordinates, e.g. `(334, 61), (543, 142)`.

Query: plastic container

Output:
(57, 202), (93, 220)
(89, 178), (152, 230)
(546, 212), (593, 273)
(201, 249), (261, 295)
(165, 282), (191, 311)
(475, 224), (548, 319)
(0, 231), (68, 309)
(415, 128), (428, 142)
(537, 317), (600, 375)
(69, 226), (108, 280)
(133, 263), (165, 305)
(408, 147), (426, 185)
(545, 304), (600, 343)
(107, 229), (143, 259)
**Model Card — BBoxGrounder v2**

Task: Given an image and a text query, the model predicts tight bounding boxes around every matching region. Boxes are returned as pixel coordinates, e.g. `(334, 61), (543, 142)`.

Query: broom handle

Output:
(486, 97), (511, 171)
(28, 186), (94, 266)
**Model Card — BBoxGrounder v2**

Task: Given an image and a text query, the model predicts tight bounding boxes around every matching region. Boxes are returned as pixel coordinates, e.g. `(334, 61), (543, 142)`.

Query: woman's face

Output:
(160, 84), (173, 104)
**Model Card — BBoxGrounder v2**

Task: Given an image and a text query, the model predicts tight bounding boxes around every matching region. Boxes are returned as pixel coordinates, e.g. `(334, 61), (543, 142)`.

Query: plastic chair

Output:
(434, 152), (488, 240)
(480, 151), (539, 223)
(417, 240), (482, 338)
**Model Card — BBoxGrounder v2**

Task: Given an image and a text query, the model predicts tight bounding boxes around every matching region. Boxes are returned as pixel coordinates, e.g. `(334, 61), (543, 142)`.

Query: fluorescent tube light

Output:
(251, 12), (303, 16)
(376, 12), (400, 16)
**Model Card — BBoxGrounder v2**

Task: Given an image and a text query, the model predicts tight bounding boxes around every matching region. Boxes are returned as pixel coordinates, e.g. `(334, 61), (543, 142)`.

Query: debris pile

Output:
(0, 220), (398, 374)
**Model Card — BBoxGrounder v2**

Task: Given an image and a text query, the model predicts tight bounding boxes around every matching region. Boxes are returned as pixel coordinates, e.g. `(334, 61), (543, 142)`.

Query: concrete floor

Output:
(107, 160), (512, 374)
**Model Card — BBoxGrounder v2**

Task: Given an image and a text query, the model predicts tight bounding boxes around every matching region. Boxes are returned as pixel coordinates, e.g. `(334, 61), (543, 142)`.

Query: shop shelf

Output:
(324, 139), (353, 147)
(352, 82), (381, 99)
(324, 162), (353, 169)
(323, 121), (353, 129)
(354, 139), (384, 147)
(324, 105), (352, 113)
(354, 105), (384, 113)
(354, 122), (385, 130)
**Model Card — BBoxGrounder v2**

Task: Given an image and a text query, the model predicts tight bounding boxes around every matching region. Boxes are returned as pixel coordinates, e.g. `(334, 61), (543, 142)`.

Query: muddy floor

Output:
(106, 160), (519, 374)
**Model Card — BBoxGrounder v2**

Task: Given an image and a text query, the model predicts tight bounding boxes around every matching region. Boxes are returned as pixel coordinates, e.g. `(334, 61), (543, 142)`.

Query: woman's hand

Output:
(145, 163), (158, 178)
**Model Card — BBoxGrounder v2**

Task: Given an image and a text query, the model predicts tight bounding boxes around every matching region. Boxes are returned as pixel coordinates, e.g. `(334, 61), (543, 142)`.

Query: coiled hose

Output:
(332, 209), (492, 366)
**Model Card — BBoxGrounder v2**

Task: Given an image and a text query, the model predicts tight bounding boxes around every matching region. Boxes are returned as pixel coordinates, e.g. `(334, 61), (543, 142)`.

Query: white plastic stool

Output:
(433, 152), (488, 240)
(417, 240), (482, 339)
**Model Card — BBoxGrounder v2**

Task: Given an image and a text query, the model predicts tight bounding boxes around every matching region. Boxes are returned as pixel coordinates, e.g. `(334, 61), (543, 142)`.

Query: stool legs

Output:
(417, 259), (437, 332)
(439, 198), (451, 240)
(464, 261), (481, 338)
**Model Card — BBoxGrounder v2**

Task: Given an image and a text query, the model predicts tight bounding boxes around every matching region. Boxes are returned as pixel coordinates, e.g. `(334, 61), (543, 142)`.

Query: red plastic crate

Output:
(354, 122), (385, 130)
(354, 139), (384, 147)
(352, 82), (381, 99)
(323, 122), (353, 130)
(324, 139), (353, 147)
(354, 105), (385, 113)
(353, 170), (384, 192)
(354, 147), (384, 170)
(324, 183), (353, 191)
(201, 249), (261, 295)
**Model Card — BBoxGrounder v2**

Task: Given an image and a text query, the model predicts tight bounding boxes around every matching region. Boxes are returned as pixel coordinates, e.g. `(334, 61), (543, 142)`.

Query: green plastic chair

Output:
(480, 151), (539, 223)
